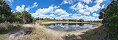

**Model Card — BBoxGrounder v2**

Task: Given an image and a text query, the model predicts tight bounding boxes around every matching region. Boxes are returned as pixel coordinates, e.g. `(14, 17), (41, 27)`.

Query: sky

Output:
(5, 0), (112, 21)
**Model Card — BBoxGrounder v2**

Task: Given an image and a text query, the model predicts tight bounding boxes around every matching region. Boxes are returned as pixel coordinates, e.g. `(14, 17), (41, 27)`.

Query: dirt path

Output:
(7, 24), (33, 40)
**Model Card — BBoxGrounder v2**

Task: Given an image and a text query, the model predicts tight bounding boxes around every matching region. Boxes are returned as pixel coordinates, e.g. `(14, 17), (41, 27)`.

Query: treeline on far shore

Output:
(33, 17), (102, 22)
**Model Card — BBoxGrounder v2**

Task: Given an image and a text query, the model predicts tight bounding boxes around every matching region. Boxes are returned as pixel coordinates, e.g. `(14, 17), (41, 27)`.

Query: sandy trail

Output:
(7, 24), (33, 40)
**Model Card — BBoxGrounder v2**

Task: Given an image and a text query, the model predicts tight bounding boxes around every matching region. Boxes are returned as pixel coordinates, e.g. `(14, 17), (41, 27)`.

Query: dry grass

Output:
(0, 22), (21, 34)
(0, 34), (8, 40)
(21, 25), (57, 40)
(19, 23), (103, 40)
(0, 22), (22, 40)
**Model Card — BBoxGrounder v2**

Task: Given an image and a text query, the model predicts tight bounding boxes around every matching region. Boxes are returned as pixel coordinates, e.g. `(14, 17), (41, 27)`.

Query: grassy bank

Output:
(20, 25), (55, 40)
(62, 25), (109, 40)
(0, 22), (35, 40)
(0, 22), (106, 40)
(0, 22), (22, 40)
(21, 23), (103, 40)
(0, 22), (22, 34)
(0, 34), (8, 40)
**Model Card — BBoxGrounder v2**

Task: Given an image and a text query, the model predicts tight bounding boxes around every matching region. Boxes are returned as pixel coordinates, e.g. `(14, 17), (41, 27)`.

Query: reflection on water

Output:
(46, 23), (93, 31)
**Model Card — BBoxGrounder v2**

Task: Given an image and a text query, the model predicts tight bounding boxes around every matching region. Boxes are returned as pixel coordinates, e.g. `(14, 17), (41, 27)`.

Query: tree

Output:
(0, 0), (33, 23)
(21, 11), (33, 23)
(13, 12), (23, 23)
(100, 0), (118, 40)
(0, 0), (12, 22)
(78, 19), (84, 22)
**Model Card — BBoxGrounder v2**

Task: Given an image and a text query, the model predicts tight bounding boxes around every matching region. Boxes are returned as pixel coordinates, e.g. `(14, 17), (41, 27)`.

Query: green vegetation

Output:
(0, 0), (12, 23)
(0, 0), (113, 40)
(0, 0), (33, 39)
(13, 11), (33, 23)
(100, 1), (118, 40)
(0, 0), (33, 23)
(33, 17), (85, 22)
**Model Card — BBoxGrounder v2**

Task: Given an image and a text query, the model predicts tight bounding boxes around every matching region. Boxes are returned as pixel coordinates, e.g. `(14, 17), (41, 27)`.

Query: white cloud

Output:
(92, 4), (101, 11)
(80, 0), (92, 4)
(6, 0), (13, 5)
(70, 2), (84, 10)
(77, 2), (84, 9)
(31, 0), (105, 21)
(32, 2), (38, 8)
(31, 5), (71, 20)
(25, 2), (38, 11)
(34, 8), (52, 15)
(34, 5), (58, 15)
(61, 0), (92, 4)
(31, 5), (59, 18)
(83, 11), (91, 15)
(70, 4), (78, 11)
(49, 14), (56, 18)
(31, 5), (100, 21)
(54, 9), (70, 19)
(70, 2), (91, 15)
(101, 4), (105, 9)
(93, 13), (99, 17)
(78, 15), (99, 21)
(7, 0), (13, 3)
(78, 9), (91, 15)
(79, 9), (84, 14)
(61, 0), (79, 4)
(95, 0), (104, 4)
(25, 7), (30, 11)
(70, 0), (103, 15)
(60, 0), (106, 21)
(16, 5), (25, 12)
(16, 2), (38, 12)
(69, 14), (100, 21)
(54, 9), (69, 16)
(61, 0), (96, 5)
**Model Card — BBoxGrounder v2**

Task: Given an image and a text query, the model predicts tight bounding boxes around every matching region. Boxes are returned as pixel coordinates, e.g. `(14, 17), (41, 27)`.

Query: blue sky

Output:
(5, 0), (112, 21)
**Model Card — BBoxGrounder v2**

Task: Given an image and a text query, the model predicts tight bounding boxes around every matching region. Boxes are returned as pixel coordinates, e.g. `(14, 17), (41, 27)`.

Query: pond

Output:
(44, 23), (93, 31)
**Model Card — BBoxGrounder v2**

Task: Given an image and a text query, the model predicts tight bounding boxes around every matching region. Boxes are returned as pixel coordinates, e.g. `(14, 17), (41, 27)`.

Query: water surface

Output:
(45, 23), (93, 31)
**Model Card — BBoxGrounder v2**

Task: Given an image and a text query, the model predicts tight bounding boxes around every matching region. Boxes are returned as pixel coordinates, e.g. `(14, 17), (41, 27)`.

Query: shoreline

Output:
(26, 22), (102, 40)
(0, 22), (102, 40)
(39, 21), (91, 24)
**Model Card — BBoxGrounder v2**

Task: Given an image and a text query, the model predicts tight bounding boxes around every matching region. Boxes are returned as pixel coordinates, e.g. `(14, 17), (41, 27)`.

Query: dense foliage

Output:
(0, 0), (12, 22)
(0, 0), (33, 23)
(100, 1), (118, 40)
